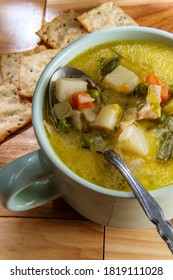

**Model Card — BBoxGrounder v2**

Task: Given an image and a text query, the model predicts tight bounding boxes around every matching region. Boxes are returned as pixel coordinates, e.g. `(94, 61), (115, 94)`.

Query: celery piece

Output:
(53, 101), (74, 120)
(146, 85), (161, 118)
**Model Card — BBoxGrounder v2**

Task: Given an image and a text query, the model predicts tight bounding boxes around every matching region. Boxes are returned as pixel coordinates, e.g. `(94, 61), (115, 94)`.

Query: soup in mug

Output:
(44, 40), (173, 192)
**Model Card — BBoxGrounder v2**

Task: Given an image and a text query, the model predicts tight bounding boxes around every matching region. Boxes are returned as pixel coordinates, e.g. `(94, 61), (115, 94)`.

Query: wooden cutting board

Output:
(1, 1), (173, 54)
(45, 0), (173, 32)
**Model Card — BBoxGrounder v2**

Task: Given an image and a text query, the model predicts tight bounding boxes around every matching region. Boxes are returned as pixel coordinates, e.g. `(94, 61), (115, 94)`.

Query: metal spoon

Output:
(103, 148), (173, 255)
(48, 66), (99, 112)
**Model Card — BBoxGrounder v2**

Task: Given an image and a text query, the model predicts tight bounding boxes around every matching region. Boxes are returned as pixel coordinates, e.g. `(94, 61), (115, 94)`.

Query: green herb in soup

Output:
(44, 40), (173, 192)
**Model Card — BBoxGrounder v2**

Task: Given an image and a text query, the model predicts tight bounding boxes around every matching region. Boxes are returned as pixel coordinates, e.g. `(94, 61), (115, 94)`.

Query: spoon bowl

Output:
(48, 66), (99, 112)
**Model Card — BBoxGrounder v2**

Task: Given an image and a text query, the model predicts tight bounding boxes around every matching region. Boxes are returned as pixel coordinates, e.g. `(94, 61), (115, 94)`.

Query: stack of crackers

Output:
(0, 1), (137, 143)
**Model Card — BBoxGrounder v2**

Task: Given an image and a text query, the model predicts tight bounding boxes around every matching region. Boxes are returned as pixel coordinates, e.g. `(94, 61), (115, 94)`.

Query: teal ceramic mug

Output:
(1, 26), (173, 229)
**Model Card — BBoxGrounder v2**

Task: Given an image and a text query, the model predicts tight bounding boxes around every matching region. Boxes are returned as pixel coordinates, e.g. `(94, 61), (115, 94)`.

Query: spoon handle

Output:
(104, 149), (173, 254)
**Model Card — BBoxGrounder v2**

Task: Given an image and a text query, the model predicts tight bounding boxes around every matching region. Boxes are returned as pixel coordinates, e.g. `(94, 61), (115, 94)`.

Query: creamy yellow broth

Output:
(44, 40), (173, 192)
(68, 41), (173, 84)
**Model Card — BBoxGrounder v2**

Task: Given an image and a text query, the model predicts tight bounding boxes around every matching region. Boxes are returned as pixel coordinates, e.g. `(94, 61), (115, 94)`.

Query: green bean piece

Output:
(100, 55), (120, 76)
(169, 84), (173, 95)
(156, 132), (173, 161)
(81, 133), (94, 149)
(164, 116), (173, 133)
(157, 111), (167, 124)
(133, 82), (148, 98)
(156, 116), (173, 161)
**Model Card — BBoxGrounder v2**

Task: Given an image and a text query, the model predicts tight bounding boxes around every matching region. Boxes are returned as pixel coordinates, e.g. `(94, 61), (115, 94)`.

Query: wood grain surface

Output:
(0, 0), (173, 260)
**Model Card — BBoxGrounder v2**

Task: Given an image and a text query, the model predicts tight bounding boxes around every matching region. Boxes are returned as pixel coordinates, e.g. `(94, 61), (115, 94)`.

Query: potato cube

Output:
(90, 104), (123, 130)
(55, 77), (87, 102)
(118, 124), (148, 156)
(103, 65), (138, 94)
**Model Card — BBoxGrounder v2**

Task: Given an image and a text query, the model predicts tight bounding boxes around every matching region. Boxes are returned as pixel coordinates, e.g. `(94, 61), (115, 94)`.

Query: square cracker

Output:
(0, 45), (47, 87)
(0, 46), (47, 142)
(18, 49), (59, 98)
(77, 1), (138, 33)
(0, 81), (32, 143)
(0, 64), (2, 85)
(0, 53), (20, 87)
(36, 10), (88, 49)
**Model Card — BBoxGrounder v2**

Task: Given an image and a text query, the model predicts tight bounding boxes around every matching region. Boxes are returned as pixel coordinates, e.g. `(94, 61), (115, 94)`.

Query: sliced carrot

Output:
(145, 74), (160, 85)
(160, 83), (169, 102)
(145, 74), (170, 102)
(71, 92), (95, 110)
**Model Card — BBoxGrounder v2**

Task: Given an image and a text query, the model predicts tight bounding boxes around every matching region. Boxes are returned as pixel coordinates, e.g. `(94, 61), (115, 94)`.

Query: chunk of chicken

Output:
(138, 85), (161, 120)
(119, 107), (138, 129)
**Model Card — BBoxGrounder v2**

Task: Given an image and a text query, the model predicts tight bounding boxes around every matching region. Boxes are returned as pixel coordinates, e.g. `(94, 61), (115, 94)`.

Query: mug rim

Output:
(33, 26), (173, 198)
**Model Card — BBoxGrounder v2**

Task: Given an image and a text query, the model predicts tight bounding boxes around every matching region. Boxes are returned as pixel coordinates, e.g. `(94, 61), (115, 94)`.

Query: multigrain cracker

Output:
(0, 53), (19, 86)
(77, 1), (138, 32)
(0, 81), (32, 143)
(18, 49), (59, 98)
(22, 45), (47, 56)
(0, 3), (138, 142)
(0, 45), (47, 87)
(36, 10), (88, 49)
(0, 63), (2, 84)
(0, 47), (57, 142)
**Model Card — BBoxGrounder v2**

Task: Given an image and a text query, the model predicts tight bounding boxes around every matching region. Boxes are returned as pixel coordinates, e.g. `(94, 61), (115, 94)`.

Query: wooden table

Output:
(0, 0), (173, 260)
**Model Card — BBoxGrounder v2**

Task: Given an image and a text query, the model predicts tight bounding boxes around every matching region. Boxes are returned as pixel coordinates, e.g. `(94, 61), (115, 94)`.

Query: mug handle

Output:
(0, 149), (60, 211)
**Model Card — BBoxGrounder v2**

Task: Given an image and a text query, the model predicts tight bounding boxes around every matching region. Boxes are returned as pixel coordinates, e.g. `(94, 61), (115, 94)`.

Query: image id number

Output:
(104, 266), (163, 276)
